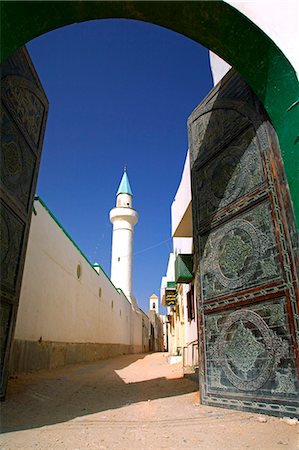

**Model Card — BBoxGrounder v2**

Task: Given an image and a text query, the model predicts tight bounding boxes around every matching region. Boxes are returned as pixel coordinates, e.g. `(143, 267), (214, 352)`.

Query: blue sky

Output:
(27, 19), (213, 314)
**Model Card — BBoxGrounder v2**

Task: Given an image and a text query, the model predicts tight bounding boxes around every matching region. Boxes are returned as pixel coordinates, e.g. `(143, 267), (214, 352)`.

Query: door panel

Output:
(1, 108), (38, 213)
(201, 200), (282, 300)
(0, 47), (48, 399)
(189, 70), (299, 417)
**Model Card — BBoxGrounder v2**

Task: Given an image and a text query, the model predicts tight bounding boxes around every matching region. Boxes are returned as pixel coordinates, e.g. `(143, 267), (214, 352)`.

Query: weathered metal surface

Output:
(0, 47), (48, 399)
(189, 70), (299, 417)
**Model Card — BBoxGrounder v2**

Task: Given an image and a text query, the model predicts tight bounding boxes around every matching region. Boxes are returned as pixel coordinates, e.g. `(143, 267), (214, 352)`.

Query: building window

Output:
(99, 287), (102, 298)
(111, 300), (114, 309)
(152, 302), (155, 309)
(187, 287), (195, 322)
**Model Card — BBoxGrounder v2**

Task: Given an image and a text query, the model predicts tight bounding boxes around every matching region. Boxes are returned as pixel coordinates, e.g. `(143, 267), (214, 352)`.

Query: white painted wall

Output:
(166, 253), (175, 281)
(210, 1), (299, 85)
(173, 237), (192, 257)
(171, 150), (192, 238)
(15, 199), (144, 349)
(116, 193), (132, 208)
(209, 52), (232, 86)
(160, 315), (168, 351)
(160, 276), (168, 307)
(182, 283), (198, 369)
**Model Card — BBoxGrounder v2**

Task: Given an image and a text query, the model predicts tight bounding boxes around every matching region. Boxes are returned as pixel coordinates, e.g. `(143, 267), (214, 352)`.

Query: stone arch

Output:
(1, 1), (298, 223)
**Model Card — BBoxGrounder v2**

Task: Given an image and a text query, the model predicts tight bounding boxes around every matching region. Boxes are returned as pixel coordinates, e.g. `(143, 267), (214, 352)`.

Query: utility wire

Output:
(133, 237), (172, 257)
(92, 236), (172, 262)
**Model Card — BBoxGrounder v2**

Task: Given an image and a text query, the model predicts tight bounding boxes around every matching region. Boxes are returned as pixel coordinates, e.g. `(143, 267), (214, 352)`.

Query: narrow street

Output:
(0, 353), (297, 449)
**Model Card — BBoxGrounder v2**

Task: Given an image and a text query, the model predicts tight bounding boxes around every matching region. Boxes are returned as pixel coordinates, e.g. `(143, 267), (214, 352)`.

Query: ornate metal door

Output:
(188, 70), (299, 417)
(0, 47), (48, 399)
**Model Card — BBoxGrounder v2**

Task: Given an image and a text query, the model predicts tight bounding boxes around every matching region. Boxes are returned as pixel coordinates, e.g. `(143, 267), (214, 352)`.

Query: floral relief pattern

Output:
(0, 203), (24, 292)
(192, 126), (265, 228)
(201, 201), (281, 300)
(209, 308), (290, 392)
(1, 110), (36, 211)
(225, 321), (265, 374)
(2, 78), (44, 146)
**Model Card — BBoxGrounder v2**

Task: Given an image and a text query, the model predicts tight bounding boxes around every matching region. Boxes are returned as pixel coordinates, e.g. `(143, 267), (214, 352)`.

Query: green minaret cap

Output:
(116, 167), (133, 196)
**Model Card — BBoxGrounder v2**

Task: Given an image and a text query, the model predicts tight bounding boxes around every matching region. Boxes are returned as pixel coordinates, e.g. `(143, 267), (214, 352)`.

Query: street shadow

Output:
(0, 353), (197, 433)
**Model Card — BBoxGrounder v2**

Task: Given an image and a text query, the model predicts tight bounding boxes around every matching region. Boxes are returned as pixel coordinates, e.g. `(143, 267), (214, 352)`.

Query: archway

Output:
(1, 1), (298, 222)
(1, 2), (298, 414)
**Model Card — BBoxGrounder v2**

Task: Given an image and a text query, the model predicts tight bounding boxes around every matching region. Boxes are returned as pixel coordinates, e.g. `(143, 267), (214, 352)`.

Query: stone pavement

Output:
(0, 353), (298, 449)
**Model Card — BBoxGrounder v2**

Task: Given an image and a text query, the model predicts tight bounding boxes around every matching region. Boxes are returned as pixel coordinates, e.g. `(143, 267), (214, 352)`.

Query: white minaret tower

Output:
(149, 294), (159, 314)
(110, 167), (138, 303)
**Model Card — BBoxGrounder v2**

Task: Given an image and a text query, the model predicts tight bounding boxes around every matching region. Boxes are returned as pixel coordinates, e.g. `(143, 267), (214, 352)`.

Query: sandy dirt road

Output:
(0, 352), (298, 449)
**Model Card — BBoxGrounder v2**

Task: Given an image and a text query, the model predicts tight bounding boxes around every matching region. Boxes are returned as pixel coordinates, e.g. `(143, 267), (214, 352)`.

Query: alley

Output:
(0, 353), (298, 450)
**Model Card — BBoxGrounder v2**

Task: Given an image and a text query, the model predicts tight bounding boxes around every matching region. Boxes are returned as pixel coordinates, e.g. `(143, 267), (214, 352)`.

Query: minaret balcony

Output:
(110, 206), (138, 226)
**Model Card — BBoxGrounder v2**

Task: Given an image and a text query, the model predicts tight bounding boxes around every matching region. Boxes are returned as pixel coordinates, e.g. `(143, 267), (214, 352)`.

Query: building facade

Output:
(148, 294), (164, 352)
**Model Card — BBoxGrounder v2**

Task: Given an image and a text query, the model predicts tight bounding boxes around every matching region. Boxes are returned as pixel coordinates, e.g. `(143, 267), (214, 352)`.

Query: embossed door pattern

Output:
(0, 47), (48, 399)
(188, 70), (299, 417)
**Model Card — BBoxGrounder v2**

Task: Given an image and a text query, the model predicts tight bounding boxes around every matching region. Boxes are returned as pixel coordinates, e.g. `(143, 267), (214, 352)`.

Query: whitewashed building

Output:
(160, 151), (197, 371)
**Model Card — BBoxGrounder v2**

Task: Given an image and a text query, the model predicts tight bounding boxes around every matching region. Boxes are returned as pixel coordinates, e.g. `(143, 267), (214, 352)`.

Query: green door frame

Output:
(1, 1), (298, 226)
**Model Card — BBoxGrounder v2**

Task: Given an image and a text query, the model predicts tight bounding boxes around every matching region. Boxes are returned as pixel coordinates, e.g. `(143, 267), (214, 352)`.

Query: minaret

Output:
(149, 294), (159, 315)
(110, 168), (138, 302)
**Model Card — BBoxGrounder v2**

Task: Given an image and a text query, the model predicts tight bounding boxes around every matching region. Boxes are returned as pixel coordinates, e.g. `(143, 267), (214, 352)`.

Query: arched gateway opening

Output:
(2, 1), (298, 212)
(1, 1), (298, 419)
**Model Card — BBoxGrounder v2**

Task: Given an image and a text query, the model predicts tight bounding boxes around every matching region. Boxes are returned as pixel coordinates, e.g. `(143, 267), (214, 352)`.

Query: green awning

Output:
(175, 254), (193, 283)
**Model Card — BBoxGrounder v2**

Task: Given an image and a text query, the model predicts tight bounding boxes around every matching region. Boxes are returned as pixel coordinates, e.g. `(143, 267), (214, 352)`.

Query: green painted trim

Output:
(2, 1), (298, 225)
(116, 288), (132, 305)
(34, 196), (120, 293)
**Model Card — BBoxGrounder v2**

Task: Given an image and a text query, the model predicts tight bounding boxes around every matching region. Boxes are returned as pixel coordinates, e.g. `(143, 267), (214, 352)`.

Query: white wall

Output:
(209, 52), (232, 86)
(15, 199), (144, 349)
(184, 304), (197, 347)
(173, 237), (192, 257)
(171, 150), (192, 238)
(166, 253), (175, 280)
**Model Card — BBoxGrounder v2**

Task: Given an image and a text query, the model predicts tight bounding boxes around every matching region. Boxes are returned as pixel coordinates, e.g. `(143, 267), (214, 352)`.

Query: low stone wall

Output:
(10, 339), (143, 374)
